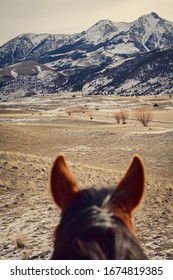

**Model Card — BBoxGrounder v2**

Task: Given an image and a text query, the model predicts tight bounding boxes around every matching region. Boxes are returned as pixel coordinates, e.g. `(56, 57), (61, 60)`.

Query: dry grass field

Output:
(0, 93), (173, 260)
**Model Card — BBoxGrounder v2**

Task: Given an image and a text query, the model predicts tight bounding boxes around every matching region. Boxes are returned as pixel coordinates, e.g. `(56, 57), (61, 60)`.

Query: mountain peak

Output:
(88, 19), (116, 32)
(138, 12), (161, 22)
(150, 12), (160, 19)
(85, 19), (117, 43)
(0, 12), (173, 96)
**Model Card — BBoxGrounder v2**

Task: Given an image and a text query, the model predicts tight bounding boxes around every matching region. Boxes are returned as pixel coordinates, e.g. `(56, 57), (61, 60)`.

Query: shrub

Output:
(120, 109), (129, 124)
(113, 111), (121, 124)
(135, 107), (153, 126)
(66, 107), (72, 116)
(113, 110), (129, 124)
(16, 233), (27, 249)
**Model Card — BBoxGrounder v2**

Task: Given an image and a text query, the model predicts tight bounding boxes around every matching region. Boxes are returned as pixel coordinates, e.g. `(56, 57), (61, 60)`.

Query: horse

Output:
(50, 154), (147, 259)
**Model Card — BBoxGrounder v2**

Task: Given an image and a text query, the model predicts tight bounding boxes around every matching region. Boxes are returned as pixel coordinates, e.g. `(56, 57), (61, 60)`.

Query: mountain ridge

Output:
(0, 12), (173, 96)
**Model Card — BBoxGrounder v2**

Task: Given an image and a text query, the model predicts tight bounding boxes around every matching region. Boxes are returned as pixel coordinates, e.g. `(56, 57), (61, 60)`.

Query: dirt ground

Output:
(0, 93), (173, 260)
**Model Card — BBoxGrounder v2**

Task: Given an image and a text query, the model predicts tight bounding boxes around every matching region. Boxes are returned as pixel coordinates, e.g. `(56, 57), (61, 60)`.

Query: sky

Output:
(0, 0), (173, 46)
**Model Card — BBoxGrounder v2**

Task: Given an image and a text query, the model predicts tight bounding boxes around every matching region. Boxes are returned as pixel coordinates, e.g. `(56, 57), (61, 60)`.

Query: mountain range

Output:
(0, 12), (173, 96)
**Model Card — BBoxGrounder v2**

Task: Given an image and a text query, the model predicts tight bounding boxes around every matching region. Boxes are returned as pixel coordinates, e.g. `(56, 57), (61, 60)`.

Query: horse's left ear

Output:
(50, 155), (79, 210)
(112, 155), (145, 215)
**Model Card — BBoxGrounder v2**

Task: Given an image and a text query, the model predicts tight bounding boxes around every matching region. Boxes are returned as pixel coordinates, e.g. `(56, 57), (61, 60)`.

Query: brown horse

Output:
(50, 155), (147, 259)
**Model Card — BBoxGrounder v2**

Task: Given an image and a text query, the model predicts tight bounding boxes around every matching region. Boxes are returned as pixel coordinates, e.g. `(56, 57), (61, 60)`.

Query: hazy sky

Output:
(0, 0), (173, 46)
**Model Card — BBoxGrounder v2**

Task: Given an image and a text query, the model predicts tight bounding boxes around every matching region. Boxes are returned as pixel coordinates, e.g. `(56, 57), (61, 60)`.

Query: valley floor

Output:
(0, 93), (173, 259)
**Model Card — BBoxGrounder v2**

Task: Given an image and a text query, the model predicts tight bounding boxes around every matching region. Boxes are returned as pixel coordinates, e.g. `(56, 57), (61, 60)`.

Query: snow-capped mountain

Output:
(0, 12), (173, 95)
(82, 48), (173, 95)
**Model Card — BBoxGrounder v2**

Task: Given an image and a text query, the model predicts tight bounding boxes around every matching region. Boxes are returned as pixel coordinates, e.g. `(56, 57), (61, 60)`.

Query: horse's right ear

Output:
(113, 155), (145, 216)
(50, 155), (79, 210)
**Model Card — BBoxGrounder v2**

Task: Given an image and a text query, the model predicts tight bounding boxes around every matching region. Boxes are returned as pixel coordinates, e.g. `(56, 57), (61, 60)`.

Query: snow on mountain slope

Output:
(19, 33), (49, 47)
(84, 48), (173, 95)
(83, 19), (132, 44)
(128, 12), (173, 51)
(0, 61), (67, 94)
(0, 12), (173, 95)
(1, 12), (173, 69)
(0, 33), (70, 67)
(45, 12), (173, 75)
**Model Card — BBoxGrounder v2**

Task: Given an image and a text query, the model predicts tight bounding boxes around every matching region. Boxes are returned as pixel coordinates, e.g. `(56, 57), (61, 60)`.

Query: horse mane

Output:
(51, 187), (147, 259)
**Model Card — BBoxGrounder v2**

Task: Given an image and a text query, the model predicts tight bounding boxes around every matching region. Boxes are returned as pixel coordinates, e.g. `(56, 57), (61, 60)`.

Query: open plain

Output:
(0, 93), (173, 259)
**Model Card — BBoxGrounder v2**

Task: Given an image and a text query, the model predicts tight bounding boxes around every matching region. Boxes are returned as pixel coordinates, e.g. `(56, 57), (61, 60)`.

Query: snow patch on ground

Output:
(11, 70), (18, 78)
(115, 79), (140, 93)
(106, 43), (139, 54)
(83, 76), (112, 92)
(36, 66), (42, 72)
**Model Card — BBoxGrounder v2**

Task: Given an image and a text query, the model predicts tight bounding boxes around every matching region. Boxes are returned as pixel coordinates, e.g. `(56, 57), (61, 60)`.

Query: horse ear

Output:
(113, 155), (145, 215)
(50, 155), (79, 210)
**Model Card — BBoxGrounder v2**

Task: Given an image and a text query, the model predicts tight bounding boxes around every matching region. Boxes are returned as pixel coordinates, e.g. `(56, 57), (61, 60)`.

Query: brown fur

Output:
(50, 154), (147, 259)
